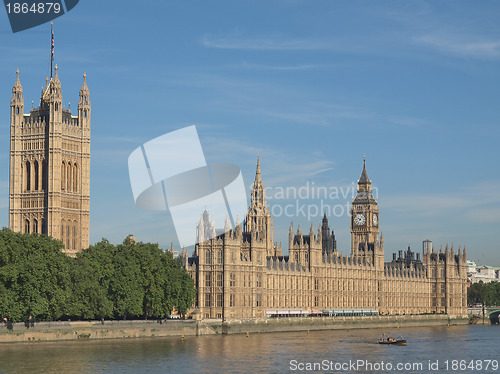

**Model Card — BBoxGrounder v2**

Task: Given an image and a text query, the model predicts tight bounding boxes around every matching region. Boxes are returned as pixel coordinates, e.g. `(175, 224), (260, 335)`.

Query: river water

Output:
(0, 325), (497, 373)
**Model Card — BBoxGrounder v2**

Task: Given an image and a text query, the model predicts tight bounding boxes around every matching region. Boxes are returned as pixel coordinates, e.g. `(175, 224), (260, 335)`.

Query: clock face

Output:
(373, 214), (378, 226)
(354, 213), (366, 226)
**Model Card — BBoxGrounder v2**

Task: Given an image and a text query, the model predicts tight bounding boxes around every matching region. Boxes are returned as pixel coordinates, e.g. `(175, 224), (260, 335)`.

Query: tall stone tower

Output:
(245, 155), (277, 256)
(350, 158), (383, 267)
(9, 67), (91, 256)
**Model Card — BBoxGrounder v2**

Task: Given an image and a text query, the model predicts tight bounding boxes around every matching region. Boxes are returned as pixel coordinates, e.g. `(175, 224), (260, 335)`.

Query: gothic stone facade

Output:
(183, 157), (468, 320)
(9, 67), (91, 256)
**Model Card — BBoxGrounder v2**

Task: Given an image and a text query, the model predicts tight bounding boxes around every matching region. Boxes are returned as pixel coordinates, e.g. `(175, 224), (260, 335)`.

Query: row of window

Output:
(204, 272), (263, 288)
(205, 250), (223, 264)
(61, 161), (79, 192)
(204, 250), (263, 264)
(24, 218), (47, 234)
(204, 293), (262, 308)
(23, 160), (46, 191)
(22, 160), (79, 193)
(61, 219), (79, 250)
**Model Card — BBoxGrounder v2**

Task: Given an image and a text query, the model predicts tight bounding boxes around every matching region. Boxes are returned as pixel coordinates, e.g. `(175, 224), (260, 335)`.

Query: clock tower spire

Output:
(350, 157), (382, 266)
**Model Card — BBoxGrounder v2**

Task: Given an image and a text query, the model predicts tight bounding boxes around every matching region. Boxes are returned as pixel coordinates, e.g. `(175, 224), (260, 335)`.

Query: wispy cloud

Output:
(200, 134), (335, 186)
(236, 62), (324, 71)
(201, 35), (336, 51)
(413, 34), (500, 59)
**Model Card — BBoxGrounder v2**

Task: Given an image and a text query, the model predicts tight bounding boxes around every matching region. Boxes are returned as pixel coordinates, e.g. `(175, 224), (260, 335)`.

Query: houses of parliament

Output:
(182, 157), (468, 320)
(7, 59), (467, 321)
(9, 66), (90, 256)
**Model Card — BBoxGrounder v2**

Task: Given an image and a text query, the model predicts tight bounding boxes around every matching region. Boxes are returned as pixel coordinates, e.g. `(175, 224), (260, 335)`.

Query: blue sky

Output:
(0, 1), (499, 265)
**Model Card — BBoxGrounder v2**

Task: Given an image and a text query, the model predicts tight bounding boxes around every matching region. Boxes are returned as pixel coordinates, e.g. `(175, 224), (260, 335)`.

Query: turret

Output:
(235, 215), (242, 236)
(224, 215), (232, 234)
(297, 225), (303, 245)
(350, 156), (380, 263)
(181, 247), (188, 268)
(197, 214), (205, 243)
(49, 65), (62, 125)
(246, 155), (273, 253)
(78, 72), (91, 130)
(11, 69), (24, 127)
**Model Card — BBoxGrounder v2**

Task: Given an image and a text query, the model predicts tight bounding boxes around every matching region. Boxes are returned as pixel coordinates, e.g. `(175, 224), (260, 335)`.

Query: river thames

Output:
(0, 325), (497, 373)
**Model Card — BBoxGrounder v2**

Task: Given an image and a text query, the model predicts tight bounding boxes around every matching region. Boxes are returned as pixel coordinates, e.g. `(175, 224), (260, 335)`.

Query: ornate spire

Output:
(13, 69), (22, 91)
(80, 72), (89, 94)
(255, 153), (262, 182)
(358, 156), (371, 185)
(250, 154), (266, 207)
(53, 64), (60, 82)
(224, 215), (232, 232)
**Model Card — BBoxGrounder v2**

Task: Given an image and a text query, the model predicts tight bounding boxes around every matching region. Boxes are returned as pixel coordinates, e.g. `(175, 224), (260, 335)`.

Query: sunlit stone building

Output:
(183, 156), (468, 320)
(9, 67), (91, 256)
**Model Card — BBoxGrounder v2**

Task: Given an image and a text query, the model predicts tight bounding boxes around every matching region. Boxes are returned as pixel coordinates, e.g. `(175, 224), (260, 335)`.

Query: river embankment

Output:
(0, 315), (469, 343)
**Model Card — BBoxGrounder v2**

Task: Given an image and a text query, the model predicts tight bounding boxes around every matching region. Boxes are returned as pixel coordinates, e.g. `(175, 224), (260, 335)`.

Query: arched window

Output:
(66, 224), (70, 249)
(61, 220), (65, 239)
(34, 160), (39, 191)
(41, 218), (47, 235)
(72, 221), (78, 250)
(32, 219), (38, 234)
(67, 163), (72, 192)
(61, 162), (66, 190)
(24, 219), (30, 233)
(42, 160), (47, 190)
(73, 164), (78, 192)
(25, 161), (31, 191)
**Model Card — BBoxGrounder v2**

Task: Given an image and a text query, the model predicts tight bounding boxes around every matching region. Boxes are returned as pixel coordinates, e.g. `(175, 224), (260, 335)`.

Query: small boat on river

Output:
(378, 336), (406, 345)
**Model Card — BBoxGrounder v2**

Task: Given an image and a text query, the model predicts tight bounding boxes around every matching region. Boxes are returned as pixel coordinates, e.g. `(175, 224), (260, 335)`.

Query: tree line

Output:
(0, 228), (196, 323)
(467, 281), (500, 306)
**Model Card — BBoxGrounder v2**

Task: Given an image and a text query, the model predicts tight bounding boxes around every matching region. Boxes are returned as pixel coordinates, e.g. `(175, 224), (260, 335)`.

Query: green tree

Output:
(68, 239), (115, 319)
(0, 229), (197, 322)
(468, 281), (500, 306)
(0, 228), (72, 322)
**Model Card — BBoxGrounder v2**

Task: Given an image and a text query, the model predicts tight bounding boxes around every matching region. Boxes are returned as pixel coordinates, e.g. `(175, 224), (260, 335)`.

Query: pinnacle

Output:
(358, 158), (371, 184)
(255, 154), (262, 182)
(13, 69), (22, 90)
(80, 72), (89, 93)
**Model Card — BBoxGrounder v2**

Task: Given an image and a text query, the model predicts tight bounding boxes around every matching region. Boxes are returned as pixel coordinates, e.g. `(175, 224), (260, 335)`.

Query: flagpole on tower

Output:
(50, 22), (54, 79)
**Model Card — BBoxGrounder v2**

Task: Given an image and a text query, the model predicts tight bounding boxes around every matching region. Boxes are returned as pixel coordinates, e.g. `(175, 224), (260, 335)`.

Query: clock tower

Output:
(350, 158), (382, 265)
